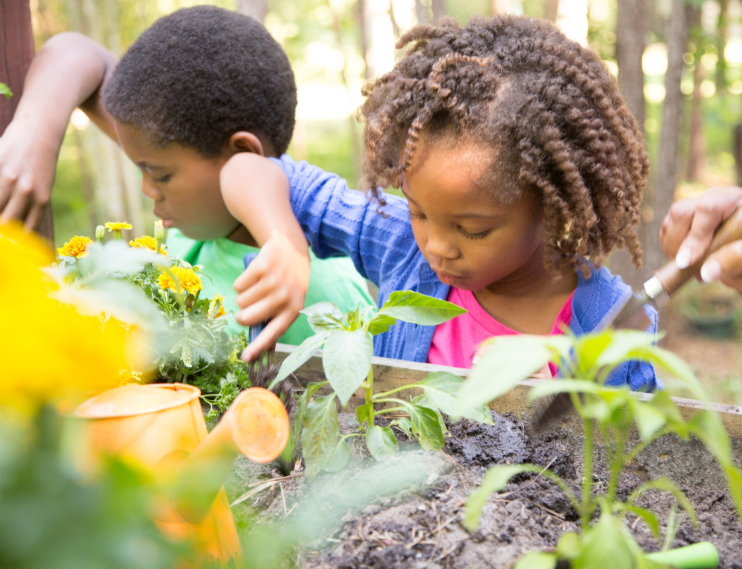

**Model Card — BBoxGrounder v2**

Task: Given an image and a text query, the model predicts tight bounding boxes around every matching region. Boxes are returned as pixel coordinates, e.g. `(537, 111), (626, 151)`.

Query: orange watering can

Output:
(72, 383), (290, 568)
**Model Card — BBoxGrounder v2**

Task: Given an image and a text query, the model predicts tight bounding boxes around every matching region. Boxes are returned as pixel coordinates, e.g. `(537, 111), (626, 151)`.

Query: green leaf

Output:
(627, 345), (707, 400)
(322, 329), (373, 406)
(323, 439), (351, 473)
(630, 399), (668, 441)
(0, 83), (12, 99)
(405, 403), (445, 451)
(593, 330), (658, 370)
(301, 394), (340, 478)
(366, 426), (399, 460)
(392, 417), (412, 437)
(573, 512), (634, 569)
(514, 552), (557, 569)
(527, 379), (602, 402)
(355, 402), (373, 428)
(377, 290), (466, 325)
(629, 477), (697, 527)
(556, 532), (581, 560)
(272, 332), (328, 386)
(418, 372), (494, 425)
(614, 503), (661, 540)
(293, 382), (328, 436)
(456, 335), (573, 417)
(301, 302), (347, 332)
(365, 313), (397, 335)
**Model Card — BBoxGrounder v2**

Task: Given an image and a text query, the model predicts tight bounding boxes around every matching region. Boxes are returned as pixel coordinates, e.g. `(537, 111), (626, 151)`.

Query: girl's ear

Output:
(227, 131), (265, 157)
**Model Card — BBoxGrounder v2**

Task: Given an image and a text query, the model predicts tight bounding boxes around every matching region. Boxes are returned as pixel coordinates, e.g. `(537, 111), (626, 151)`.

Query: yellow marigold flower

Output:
(158, 266), (203, 296)
(1, 222), (127, 416)
(57, 235), (92, 258)
(209, 294), (226, 318)
(104, 221), (132, 232)
(129, 235), (166, 254)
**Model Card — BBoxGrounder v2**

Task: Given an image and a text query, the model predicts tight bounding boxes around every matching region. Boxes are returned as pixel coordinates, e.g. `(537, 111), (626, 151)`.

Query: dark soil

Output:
(225, 412), (742, 569)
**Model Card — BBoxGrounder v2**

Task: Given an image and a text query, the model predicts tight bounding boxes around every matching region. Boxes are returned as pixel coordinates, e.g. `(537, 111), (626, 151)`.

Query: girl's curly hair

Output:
(358, 15), (649, 273)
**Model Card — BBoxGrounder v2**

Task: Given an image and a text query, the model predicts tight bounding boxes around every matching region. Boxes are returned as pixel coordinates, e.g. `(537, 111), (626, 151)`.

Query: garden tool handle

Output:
(248, 320), (267, 345)
(654, 205), (742, 296)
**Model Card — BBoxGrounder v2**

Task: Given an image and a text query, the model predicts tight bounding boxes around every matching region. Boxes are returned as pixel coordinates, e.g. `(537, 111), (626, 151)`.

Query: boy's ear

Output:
(228, 132), (265, 157)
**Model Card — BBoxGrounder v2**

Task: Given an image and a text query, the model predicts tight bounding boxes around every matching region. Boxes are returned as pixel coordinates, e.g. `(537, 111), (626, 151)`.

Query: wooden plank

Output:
(0, 0), (54, 242)
(272, 343), (742, 440)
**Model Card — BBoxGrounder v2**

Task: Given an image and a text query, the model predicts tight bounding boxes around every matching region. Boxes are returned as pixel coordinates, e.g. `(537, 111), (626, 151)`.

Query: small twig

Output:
(284, 502), (298, 518)
(280, 482), (287, 515)
(520, 496), (565, 521)
(231, 472), (304, 507)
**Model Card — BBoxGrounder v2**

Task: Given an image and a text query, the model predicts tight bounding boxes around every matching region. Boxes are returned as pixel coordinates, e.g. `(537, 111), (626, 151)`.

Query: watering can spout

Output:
(172, 387), (290, 524)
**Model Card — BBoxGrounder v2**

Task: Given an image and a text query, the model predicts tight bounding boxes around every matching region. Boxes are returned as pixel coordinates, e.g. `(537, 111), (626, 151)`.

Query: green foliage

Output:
(276, 293), (492, 477)
(51, 232), (253, 420)
(457, 329), (742, 566)
(0, 406), (185, 569)
(0, 82), (11, 99)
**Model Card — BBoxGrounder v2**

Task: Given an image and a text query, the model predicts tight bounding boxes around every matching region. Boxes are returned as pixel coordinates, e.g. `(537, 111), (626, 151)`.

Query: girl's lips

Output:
(435, 271), (464, 286)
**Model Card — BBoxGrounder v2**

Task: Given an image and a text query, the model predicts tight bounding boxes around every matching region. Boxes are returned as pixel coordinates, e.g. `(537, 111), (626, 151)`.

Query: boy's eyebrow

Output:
(137, 161), (166, 170)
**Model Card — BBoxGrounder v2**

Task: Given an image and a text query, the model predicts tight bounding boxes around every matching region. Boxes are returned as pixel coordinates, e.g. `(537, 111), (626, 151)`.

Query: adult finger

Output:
(674, 188), (741, 268)
(699, 240), (742, 289)
(660, 198), (698, 260)
(241, 313), (295, 362)
(0, 189), (31, 224)
(23, 203), (46, 232)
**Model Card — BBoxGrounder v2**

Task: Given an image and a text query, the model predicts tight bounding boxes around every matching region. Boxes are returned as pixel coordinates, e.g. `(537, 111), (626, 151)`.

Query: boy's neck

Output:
(227, 224), (260, 248)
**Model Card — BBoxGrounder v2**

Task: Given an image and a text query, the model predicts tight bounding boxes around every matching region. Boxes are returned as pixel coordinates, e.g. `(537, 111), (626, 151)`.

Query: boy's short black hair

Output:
(104, 6), (296, 156)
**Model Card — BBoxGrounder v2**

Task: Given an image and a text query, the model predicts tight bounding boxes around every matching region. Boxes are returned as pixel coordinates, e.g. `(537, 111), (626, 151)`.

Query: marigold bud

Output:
(154, 220), (166, 241)
(95, 225), (105, 242)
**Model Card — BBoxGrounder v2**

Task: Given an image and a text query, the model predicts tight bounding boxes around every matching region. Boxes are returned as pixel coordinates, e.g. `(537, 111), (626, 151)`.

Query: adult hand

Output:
(233, 231), (310, 361)
(660, 186), (742, 293)
(0, 117), (59, 230)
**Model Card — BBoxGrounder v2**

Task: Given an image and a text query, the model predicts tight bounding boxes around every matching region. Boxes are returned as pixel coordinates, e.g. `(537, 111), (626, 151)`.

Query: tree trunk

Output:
(716, 0), (728, 92)
(543, 0), (559, 22)
(0, 0), (54, 242)
(637, 0), (693, 283)
(415, 0), (427, 24)
(615, 0), (646, 130)
(357, 0), (372, 80)
(687, 58), (705, 183)
(431, 0), (445, 21)
(236, 0), (267, 24)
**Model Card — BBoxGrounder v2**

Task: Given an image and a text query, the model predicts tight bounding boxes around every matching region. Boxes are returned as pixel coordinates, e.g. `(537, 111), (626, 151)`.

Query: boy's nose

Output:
(140, 177), (163, 201)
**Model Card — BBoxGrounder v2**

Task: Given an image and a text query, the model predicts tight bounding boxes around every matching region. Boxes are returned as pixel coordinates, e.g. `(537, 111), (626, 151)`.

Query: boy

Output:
(0, 6), (372, 351)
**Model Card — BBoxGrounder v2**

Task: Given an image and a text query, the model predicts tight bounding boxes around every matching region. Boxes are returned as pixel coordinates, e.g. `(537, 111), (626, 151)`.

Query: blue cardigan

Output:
(269, 155), (661, 391)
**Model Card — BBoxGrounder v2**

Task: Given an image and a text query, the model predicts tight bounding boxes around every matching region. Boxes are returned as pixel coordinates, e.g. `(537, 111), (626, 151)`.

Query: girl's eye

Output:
(409, 211), (426, 221)
(459, 227), (489, 241)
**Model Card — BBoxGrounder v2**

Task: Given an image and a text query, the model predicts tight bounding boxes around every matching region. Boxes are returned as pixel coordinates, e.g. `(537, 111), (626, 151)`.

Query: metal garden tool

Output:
(72, 383), (290, 568)
(531, 205), (742, 432)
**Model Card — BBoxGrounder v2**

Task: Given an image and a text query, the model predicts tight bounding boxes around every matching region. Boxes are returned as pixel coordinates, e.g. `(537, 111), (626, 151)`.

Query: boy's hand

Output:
(234, 232), (310, 361)
(660, 186), (742, 293)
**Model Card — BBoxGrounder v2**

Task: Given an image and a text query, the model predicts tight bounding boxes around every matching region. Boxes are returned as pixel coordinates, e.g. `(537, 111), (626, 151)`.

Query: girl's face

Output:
(403, 137), (545, 292)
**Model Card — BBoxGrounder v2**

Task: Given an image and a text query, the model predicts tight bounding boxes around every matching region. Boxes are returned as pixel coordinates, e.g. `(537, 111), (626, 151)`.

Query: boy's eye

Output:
(155, 174), (172, 184)
(459, 227), (489, 241)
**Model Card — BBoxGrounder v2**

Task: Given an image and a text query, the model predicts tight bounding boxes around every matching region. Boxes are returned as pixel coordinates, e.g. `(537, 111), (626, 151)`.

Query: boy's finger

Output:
(235, 293), (288, 327)
(673, 188), (741, 268)
(700, 240), (742, 288)
(241, 313), (295, 362)
(232, 262), (263, 293)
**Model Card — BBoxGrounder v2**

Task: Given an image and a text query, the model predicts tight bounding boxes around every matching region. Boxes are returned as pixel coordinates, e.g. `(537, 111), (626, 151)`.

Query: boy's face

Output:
(114, 122), (238, 241)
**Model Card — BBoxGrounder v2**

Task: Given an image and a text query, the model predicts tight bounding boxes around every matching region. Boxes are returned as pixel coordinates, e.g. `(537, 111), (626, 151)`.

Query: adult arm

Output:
(0, 32), (117, 229)
(660, 186), (742, 293)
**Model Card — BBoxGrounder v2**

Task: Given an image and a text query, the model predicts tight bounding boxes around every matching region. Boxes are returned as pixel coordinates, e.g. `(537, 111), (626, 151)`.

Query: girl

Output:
(225, 15), (659, 390)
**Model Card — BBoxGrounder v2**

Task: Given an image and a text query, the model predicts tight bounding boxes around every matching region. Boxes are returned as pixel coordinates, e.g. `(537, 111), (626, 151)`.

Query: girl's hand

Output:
(233, 232), (310, 361)
(660, 187), (742, 293)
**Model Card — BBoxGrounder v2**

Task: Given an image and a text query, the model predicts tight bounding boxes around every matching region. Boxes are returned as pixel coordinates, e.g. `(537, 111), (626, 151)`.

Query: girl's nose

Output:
(425, 227), (459, 260)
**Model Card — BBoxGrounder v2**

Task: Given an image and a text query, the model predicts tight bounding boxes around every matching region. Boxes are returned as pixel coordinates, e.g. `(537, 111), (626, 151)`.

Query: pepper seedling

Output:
(271, 291), (493, 477)
(455, 330), (742, 568)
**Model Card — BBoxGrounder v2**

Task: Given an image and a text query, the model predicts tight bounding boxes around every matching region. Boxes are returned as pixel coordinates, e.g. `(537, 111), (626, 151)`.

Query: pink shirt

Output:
(427, 288), (575, 376)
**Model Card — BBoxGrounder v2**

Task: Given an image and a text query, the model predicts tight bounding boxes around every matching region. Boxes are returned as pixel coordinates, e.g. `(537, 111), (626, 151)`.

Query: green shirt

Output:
(165, 229), (373, 344)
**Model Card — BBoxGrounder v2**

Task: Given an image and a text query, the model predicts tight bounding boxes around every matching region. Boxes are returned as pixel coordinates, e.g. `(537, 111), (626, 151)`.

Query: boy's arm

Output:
(0, 32), (117, 229)
(220, 153), (311, 361)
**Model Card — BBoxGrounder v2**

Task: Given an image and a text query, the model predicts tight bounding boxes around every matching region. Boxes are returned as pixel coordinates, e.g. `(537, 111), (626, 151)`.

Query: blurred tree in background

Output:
(30, 0), (742, 285)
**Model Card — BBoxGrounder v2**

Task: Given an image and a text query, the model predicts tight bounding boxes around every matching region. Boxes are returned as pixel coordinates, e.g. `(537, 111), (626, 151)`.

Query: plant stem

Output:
(373, 383), (421, 400)
(366, 368), (374, 427)
(373, 406), (406, 415)
(581, 410), (594, 532)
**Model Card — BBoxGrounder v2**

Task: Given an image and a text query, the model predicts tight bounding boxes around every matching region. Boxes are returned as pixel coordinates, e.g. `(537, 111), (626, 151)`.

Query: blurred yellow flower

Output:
(58, 235), (92, 258)
(105, 222), (132, 232)
(129, 235), (166, 254)
(1, 223), (127, 416)
(158, 266), (203, 296)
(209, 294), (226, 319)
